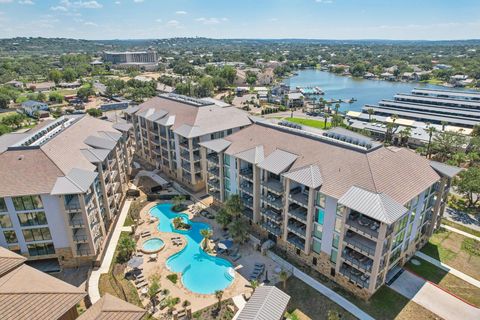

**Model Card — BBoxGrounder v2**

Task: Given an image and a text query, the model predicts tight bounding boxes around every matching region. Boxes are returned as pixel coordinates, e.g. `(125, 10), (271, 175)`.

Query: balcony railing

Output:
(239, 168), (254, 181)
(287, 221), (306, 238)
(208, 179), (220, 190)
(342, 249), (373, 273)
(262, 221), (283, 236)
(288, 205), (307, 223)
(65, 200), (82, 212)
(76, 249), (91, 256)
(262, 194), (283, 209)
(208, 166), (220, 177)
(263, 179), (283, 194)
(70, 218), (85, 228)
(346, 215), (380, 239)
(289, 190), (309, 207)
(241, 194), (254, 209)
(243, 208), (254, 220)
(239, 181), (254, 195)
(287, 234), (305, 250)
(344, 233), (376, 258)
(261, 208), (283, 223)
(73, 234), (89, 243)
(340, 265), (370, 289)
(207, 153), (219, 164)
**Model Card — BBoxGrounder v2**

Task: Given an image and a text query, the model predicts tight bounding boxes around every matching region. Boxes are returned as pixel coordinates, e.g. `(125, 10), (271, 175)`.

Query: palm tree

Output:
(441, 120), (448, 131)
(215, 208), (231, 229)
(228, 218), (249, 244)
(215, 290), (224, 310)
(323, 112), (328, 129)
(148, 275), (160, 312)
(250, 280), (259, 291)
(399, 127), (412, 146)
(116, 236), (136, 263)
(199, 228), (212, 250)
(279, 270), (289, 290)
(425, 124), (437, 159)
(172, 195), (186, 212)
(225, 194), (243, 218)
(367, 108), (374, 122)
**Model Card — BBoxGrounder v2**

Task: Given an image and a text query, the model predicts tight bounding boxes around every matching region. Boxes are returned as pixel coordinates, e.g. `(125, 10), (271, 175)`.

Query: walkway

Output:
(441, 224), (480, 241)
(88, 199), (133, 303)
(231, 294), (247, 320)
(267, 251), (374, 320)
(415, 251), (480, 289)
(390, 270), (480, 320)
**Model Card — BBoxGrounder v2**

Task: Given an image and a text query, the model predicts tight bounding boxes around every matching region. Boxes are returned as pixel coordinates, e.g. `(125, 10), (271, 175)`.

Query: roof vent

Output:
(18, 155), (24, 161)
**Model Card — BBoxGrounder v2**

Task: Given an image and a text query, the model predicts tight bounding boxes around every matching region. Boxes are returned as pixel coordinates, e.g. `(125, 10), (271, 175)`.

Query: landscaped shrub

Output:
(167, 273), (178, 284)
(462, 238), (480, 256)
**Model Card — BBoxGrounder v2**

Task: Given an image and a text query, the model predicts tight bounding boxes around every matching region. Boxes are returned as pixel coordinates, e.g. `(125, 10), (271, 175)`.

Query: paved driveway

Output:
(390, 270), (480, 320)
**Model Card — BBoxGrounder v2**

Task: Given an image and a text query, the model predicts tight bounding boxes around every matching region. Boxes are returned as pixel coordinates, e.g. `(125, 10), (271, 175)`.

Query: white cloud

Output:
(133, 0), (144, 3)
(57, 0), (103, 9)
(51, 5), (67, 11)
(315, 0), (333, 3)
(195, 17), (228, 25)
(175, 10), (187, 15)
(115, 1), (120, 4)
(19, 0), (35, 4)
(84, 21), (97, 26)
(155, 18), (162, 23)
(166, 19), (180, 28)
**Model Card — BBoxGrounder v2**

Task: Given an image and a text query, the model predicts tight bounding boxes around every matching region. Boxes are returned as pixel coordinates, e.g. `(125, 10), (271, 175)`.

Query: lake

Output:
(285, 69), (441, 112)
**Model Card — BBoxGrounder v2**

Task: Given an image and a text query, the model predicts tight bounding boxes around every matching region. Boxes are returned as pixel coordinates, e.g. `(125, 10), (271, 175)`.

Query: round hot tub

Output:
(141, 237), (165, 254)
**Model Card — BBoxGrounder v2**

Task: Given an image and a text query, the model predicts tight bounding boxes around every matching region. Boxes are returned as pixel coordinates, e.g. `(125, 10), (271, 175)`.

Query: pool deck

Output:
(135, 201), (252, 315)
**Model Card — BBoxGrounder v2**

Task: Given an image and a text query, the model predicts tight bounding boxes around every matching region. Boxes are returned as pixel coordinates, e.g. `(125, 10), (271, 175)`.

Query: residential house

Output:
(21, 100), (49, 117)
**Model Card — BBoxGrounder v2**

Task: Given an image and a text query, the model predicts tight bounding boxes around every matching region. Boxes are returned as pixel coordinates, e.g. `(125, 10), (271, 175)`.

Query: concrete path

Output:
(231, 294), (247, 320)
(442, 224), (480, 241)
(88, 198), (133, 303)
(390, 270), (480, 320)
(415, 251), (480, 289)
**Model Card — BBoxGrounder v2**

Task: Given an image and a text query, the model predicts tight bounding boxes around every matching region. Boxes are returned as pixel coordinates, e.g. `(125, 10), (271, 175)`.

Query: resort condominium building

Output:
(103, 50), (158, 64)
(125, 93), (251, 191)
(200, 120), (460, 299)
(0, 115), (133, 270)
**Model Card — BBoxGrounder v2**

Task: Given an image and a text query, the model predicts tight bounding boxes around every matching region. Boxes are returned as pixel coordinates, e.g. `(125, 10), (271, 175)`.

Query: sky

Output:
(0, 0), (479, 40)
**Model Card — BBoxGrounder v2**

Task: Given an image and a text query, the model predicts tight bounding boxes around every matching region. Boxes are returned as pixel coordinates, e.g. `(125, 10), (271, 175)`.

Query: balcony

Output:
(289, 189), (309, 208)
(340, 264), (370, 289)
(288, 204), (307, 223)
(181, 162), (191, 172)
(70, 215), (85, 228)
(110, 170), (118, 181)
(262, 221), (283, 236)
(262, 194), (283, 210)
(210, 190), (221, 201)
(73, 234), (89, 243)
(263, 178), (283, 194)
(76, 247), (91, 257)
(287, 221), (306, 238)
(344, 231), (377, 258)
(208, 178), (220, 190)
(179, 140), (189, 149)
(65, 199), (81, 213)
(239, 181), (254, 195)
(150, 137), (160, 145)
(287, 234), (305, 250)
(208, 166), (220, 177)
(207, 153), (219, 165)
(261, 209), (283, 224)
(342, 247), (373, 273)
(243, 207), (254, 220)
(346, 213), (380, 239)
(180, 150), (190, 160)
(108, 158), (116, 168)
(241, 193), (254, 209)
(239, 167), (254, 181)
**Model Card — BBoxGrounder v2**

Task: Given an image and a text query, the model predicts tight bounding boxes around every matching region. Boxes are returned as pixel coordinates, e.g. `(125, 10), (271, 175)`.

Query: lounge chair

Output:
(135, 281), (148, 289)
(231, 253), (241, 261)
(254, 263), (265, 269)
(134, 277), (145, 284)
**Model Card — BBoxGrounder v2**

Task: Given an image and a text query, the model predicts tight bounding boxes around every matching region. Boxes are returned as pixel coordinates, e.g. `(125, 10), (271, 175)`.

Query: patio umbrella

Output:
(217, 242), (228, 250)
(219, 239), (234, 249)
(127, 256), (143, 269)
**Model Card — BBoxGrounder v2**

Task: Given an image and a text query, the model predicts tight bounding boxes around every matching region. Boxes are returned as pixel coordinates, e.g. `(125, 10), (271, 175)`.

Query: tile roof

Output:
(134, 95), (251, 138)
(338, 186), (408, 224)
(0, 247), (26, 277)
(0, 247), (86, 320)
(224, 123), (441, 205)
(78, 294), (145, 320)
(237, 286), (290, 320)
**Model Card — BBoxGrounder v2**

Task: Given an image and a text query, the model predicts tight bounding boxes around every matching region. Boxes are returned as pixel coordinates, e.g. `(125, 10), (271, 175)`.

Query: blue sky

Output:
(0, 0), (479, 40)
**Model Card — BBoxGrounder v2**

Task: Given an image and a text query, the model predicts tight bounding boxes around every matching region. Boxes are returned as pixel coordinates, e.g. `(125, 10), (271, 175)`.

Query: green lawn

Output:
(405, 258), (480, 307)
(441, 218), (480, 238)
(283, 117), (331, 129)
(421, 228), (480, 280)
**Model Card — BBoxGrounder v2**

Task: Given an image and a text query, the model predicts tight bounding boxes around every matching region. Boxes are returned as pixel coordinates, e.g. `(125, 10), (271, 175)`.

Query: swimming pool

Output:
(150, 203), (234, 294)
(141, 237), (165, 253)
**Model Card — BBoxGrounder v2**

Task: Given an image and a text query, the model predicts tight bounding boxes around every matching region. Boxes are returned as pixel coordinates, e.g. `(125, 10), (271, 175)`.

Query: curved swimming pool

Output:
(149, 203), (234, 294)
(141, 237), (165, 253)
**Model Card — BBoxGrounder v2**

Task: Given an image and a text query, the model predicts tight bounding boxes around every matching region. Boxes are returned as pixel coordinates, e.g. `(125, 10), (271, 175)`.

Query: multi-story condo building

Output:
(200, 120), (460, 299)
(103, 50), (158, 64)
(125, 93), (251, 191)
(0, 115), (133, 269)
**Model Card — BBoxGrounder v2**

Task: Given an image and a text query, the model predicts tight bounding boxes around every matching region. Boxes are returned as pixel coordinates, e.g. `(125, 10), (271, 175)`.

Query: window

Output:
(392, 230), (405, 249)
(227, 129), (233, 135)
(223, 154), (230, 166)
(336, 204), (345, 217)
(0, 198), (6, 212)
(22, 227), (52, 242)
(27, 242), (55, 256)
(3, 230), (17, 243)
(334, 217), (342, 233)
(0, 214), (12, 228)
(330, 248), (338, 264)
(312, 238), (322, 254)
(332, 233), (340, 249)
(316, 193), (326, 208)
(316, 208), (325, 225)
(17, 211), (48, 227)
(313, 223), (323, 240)
(8, 244), (21, 254)
(395, 215), (408, 232)
(224, 169), (230, 179)
(12, 195), (43, 211)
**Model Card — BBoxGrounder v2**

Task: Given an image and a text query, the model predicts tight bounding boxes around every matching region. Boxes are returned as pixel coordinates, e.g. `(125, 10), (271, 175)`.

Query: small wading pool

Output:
(141, 237), (165, 254)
